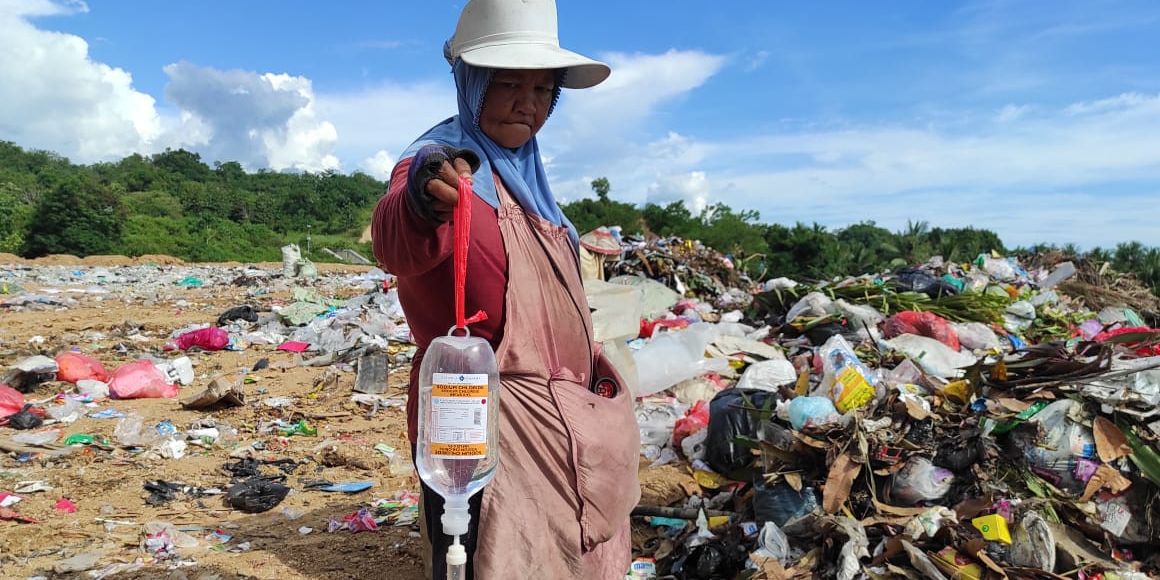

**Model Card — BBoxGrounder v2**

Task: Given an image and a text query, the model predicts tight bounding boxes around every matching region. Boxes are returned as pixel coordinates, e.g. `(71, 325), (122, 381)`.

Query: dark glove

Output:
(407, 144), (482, 223)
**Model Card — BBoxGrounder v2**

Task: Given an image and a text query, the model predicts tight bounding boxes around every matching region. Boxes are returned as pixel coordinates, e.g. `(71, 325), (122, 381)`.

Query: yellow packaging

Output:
(707, 515), (730, 528)
(972, 514), (1012, 544)
(935, 547), (983, 580)
(693, 470), (730, 490)
(833, 366), (875, 413)
(794, 369), (810, 396)
(942, 380), (971, 404)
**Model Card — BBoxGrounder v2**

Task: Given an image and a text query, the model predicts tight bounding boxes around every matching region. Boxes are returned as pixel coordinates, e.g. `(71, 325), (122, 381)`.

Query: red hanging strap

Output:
(454, 175), (488, 332)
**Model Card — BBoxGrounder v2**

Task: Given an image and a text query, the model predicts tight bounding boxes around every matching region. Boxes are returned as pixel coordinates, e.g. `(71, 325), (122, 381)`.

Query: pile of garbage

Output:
(0, 259), (420, 575)
(605, 234), (755, 304)
(613, 251), (1160, 579)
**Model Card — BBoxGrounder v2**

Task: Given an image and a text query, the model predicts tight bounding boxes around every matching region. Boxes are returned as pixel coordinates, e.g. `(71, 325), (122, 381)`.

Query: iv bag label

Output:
(430, 373), (488, 459)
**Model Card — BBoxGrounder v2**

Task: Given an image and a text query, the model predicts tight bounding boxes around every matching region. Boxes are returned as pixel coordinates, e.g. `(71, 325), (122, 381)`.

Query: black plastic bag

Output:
(704, 388), (776, 480)
(670, 537), (748, 579)
(804, 321), (848, 346)
(144, 480), (182, 506)
(754, 482), (820, 527)
(8, 405), (44, 430)
(934, 433), (983, 473)
(226, 477), (289, 513)
(892, 268), (959, 299)
(217, 305), (258, 326)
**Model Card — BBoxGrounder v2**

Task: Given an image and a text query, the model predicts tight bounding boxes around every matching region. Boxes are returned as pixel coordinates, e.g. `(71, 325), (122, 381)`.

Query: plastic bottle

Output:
(416, 331), (501, 579)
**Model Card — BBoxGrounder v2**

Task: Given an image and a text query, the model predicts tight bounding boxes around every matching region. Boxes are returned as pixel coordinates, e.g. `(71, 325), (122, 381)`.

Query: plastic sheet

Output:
(633, 323), (729, 397)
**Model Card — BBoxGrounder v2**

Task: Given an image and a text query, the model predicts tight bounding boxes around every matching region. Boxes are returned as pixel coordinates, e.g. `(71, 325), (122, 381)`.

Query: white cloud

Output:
(746, 50), (770, 72)
(995, 104), (1030, 122)
(315, 81), (455, 173)
(655, 92), (1160, 246)
(556, 49), (725, 138)
(362, 149), (396, 180)
(648, 171), (711, 214)
(163, 63), (338, 172)
(0, 3), (341, 171)
(0, 0), (161, 162)
(541, 50), (726, 202)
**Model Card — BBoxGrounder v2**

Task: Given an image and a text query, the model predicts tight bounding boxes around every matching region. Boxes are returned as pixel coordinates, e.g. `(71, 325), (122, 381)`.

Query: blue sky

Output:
(2, 0), (1159, 248)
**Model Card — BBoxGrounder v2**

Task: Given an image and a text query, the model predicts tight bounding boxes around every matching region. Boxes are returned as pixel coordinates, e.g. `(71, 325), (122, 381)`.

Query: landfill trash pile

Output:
(0, 255), (427, 579)
(606, 235), (756, 304)
(611, 249), (1160, 579)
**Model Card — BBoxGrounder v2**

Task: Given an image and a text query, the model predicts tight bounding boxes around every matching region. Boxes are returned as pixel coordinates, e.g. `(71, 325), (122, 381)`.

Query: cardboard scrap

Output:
(1092, 416), (1132, 463)
(181, 375), (245, 409)
(822, 452), (861, 514)
(1080, 463), (1132, 502)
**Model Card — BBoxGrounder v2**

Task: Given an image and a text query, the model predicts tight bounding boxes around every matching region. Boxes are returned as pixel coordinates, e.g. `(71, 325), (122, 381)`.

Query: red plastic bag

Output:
(0, 385), (23, 418)
(640, 318), (691, 339)
(169, 327), (230, 352)
(672, 400), (711, 448)
(55, 352), (110, 383)
(881, 311), (961, 350)
(1093, 327), (1160, 356)
(108, 361), (179, 399)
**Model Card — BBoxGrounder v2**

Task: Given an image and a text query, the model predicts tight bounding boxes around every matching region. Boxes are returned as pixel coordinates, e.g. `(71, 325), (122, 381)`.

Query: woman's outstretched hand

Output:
(425, 157), (475, 221)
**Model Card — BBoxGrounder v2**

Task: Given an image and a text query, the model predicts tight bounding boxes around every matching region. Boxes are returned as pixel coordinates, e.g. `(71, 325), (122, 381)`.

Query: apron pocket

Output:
(550, 376), (641, 550)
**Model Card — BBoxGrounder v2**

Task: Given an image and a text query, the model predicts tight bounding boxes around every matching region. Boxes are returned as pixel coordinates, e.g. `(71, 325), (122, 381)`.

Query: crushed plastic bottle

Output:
(818, 335), (878, 413)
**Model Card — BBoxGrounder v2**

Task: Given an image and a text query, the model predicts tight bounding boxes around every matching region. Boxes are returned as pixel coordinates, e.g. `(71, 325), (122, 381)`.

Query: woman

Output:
(371, 1), (641, 578)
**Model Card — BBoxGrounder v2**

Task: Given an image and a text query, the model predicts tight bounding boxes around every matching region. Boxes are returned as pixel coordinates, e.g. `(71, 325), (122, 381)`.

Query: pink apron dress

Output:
(457, 178), (641, 578)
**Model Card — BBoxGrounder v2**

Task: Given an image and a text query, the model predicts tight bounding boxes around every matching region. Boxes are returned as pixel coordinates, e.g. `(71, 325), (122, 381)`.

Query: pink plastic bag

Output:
(55, 352), (110, 383)
(108, 361), (179, 399)
(881, 311), (961, 350)
(0, 385), (24, 418)
(170, 327), (230, 351)
(276, 341), (311, 353)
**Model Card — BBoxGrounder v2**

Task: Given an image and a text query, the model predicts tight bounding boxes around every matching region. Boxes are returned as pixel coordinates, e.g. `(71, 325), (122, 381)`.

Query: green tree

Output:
(0, 183), (33, 253)
(591, 177), (611, 202)
(151, 149), (212, 183)
(641, 201), (695, 237)
(24, 175), (125, 257)
(561, 178), (644, 234)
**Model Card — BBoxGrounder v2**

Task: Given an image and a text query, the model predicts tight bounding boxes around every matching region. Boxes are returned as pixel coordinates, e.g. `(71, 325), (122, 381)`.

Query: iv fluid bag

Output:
(416, 334), (501, 500)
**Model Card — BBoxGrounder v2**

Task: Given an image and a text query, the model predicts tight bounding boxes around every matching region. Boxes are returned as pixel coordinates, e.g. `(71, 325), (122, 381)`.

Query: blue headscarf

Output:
(399, 59), (578, 245)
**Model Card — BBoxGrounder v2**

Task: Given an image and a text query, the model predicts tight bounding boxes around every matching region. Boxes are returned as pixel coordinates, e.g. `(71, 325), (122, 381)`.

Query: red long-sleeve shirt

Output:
(370, 157), (508, 442)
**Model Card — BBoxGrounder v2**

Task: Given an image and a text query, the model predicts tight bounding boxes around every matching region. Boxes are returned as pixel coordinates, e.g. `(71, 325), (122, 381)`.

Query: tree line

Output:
(0, 141), (384, 262)
(0, 141), (1156, 296)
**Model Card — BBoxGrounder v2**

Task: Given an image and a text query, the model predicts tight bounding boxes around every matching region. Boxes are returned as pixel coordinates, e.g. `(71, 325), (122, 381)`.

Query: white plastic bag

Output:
(952, 322), (1001, 351)
(888, 457), (954, 505)
(785, 292), (834, 324)
(281, 244), (301, 278)
(737, 360), (797, 392)
(585, 280), (643, 342)
(633, 324), (728, 397)
(1004, 301), (1036, 334)
(881, 334), (976, 379)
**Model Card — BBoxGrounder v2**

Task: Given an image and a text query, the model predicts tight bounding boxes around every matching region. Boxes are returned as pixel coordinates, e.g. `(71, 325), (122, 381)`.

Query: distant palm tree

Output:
(1139, 248), (1160, 292)
(1115, 241), (1146, 270)
(1087, 246), (1112, 263)
(896, 220), (931, 264)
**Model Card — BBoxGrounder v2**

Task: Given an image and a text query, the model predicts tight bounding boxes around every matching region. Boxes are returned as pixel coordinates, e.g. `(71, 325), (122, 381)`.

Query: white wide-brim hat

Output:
(449, 0), (611, 89)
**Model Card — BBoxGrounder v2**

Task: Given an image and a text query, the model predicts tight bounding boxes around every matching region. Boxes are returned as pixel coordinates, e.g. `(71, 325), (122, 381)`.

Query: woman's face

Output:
(479, 68), (556, 149)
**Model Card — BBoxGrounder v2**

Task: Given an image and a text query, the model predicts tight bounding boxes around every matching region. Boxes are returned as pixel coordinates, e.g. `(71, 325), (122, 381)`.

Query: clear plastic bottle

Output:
(416, 332), (501, 578)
